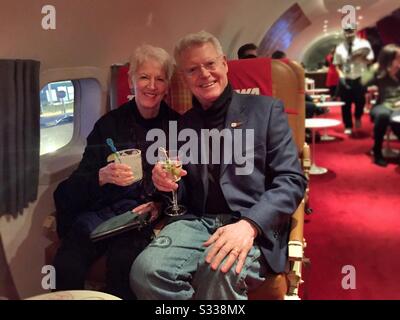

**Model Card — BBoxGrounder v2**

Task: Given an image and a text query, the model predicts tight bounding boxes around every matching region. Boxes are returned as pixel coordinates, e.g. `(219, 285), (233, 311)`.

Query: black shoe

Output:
(374, 156), (388, 167)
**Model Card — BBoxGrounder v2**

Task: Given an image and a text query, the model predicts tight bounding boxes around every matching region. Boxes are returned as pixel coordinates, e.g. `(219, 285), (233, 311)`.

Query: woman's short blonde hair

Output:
(174, 30), (223, 65)
(128, 44), (174, 82)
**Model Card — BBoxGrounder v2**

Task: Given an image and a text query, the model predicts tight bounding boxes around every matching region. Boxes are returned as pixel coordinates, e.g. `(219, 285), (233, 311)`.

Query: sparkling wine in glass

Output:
(158, 148), (187, 216)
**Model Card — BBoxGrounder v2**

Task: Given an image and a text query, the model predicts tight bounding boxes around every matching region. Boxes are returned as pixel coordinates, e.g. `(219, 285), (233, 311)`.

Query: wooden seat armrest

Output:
(289, 200), (304, 243)
(288, 200), (305, 261)
(301, 143), (311, 177)
(285, 199), (306, 299)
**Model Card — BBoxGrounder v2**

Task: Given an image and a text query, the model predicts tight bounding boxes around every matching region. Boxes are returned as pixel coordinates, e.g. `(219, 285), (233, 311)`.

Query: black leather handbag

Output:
(90, 211), (150, 242)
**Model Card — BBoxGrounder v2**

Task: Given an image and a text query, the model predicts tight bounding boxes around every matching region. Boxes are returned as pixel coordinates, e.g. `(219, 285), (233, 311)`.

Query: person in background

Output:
(325, 46), (340, 98)
(334, 25), (374, 135)
(362, 44), (400, 167)
(130, 30), (307, 300)
(52, 44), (179, 299)
(237, 43), (258, 59)
(271, 50), (287, 59)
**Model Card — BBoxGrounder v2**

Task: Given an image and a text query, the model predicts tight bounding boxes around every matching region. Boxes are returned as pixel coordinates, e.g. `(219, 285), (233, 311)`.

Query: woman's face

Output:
(391, 50), (400, 72)
(131, 59), (169, 117)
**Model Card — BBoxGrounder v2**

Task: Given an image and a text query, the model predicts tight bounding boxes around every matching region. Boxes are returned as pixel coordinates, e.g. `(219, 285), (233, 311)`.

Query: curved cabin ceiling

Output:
(0, 0), (399, 70)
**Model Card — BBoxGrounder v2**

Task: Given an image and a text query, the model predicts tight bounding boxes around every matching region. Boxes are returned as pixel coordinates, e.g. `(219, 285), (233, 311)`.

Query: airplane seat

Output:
(44, 58), (310, 299)
(227, 58), (309, 299)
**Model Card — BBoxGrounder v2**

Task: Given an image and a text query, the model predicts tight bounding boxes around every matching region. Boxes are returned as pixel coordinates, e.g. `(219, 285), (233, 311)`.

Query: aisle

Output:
(303, 108), (400, 299)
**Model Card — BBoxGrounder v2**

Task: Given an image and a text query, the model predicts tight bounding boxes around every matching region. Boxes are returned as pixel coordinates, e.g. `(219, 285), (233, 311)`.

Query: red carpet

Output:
(302, 107), (400, 300)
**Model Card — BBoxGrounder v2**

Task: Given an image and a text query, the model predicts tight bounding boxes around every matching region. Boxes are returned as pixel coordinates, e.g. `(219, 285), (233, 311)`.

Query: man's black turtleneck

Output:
(192, 84), (233, 215)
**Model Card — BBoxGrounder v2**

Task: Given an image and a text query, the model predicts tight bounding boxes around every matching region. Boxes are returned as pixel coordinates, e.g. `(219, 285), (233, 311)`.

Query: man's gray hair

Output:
(129, 44), (174, 81)
(174, 30), (224, 65)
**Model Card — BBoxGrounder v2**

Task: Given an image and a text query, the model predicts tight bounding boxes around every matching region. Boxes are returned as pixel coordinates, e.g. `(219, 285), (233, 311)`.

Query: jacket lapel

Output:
(220, 94), (247, 177)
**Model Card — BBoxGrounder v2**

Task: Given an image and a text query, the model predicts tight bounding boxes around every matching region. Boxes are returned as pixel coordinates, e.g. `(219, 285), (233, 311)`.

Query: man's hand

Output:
(132, 201), (161, 222)
(152, 162), (187, 192)
(99, 162), (135, 186)
(203, 220), (259, 274)
(351, 54), (370, 64)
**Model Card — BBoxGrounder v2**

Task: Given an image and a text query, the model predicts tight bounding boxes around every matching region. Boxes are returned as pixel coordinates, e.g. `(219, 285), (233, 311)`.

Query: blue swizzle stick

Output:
(106, 138), (122, 163)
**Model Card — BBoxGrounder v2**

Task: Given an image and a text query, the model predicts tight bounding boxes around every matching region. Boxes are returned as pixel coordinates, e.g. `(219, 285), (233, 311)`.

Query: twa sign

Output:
(235, 88), (260, 95)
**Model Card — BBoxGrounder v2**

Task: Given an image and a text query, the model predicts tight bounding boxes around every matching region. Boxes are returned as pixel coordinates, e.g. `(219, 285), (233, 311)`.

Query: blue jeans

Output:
(130, 215), (267, 300)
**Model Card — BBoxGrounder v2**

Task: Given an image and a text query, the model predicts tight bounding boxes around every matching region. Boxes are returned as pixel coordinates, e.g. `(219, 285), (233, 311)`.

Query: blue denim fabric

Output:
(130, 215), (266, 300)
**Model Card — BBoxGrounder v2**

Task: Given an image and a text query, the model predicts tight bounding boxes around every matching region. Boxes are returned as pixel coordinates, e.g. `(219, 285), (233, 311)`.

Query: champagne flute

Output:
(158, 148), (187, 216)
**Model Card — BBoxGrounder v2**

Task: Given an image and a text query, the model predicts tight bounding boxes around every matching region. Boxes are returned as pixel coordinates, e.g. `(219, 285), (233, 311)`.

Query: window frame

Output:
(39, 72), (105, 185)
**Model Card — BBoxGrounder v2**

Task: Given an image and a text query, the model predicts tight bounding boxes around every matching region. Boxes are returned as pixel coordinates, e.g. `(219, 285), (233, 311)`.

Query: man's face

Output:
(178, 42), (228, 109)
(344, 30), (356, 43)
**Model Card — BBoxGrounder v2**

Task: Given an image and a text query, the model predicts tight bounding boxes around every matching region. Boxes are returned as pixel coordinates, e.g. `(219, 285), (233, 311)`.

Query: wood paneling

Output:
(258, 3), (311, 57)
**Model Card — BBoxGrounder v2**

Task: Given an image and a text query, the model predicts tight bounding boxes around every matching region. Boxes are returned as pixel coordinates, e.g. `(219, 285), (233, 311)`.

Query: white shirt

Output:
(333, 37), (374, 80)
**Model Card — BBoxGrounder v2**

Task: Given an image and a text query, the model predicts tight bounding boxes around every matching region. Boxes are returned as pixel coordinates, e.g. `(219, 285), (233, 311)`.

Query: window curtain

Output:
(0, 59), (40, 216)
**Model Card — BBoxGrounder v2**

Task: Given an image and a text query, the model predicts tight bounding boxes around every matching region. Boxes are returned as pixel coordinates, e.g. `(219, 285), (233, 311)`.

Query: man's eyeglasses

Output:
(182, 55), (223, 77)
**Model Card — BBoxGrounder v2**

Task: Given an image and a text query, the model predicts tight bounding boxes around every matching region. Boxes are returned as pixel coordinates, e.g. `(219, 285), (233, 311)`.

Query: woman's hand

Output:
(98, 162), (135, 186)
(132, 201), (161, 222)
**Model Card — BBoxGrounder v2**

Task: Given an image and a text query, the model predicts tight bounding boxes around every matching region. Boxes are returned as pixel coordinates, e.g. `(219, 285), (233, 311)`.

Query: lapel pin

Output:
(231, 121), (242, 128)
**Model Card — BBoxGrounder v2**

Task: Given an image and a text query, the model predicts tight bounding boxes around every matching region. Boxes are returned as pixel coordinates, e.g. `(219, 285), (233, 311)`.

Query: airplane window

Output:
(40, 80), (74, 155)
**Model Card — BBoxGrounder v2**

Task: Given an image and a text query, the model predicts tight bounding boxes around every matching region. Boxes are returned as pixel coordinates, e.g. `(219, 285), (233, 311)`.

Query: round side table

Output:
(391, 114), (400, 123)
(305, 118), (341, 175)
(25, 290), (122, 300)
(315, 101), (345, 141)
(306, 88), (330, 94)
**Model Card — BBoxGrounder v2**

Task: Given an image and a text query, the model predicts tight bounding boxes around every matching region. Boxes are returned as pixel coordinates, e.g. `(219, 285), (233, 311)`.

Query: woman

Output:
(362, 44), (400, 167)
(325, 47), (339, 97)
(53, 44), (179, 299)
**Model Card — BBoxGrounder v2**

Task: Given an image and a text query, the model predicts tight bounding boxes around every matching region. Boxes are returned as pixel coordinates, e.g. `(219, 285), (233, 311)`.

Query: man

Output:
(130, 31), (307, 299)
(334, 24), (374, 134)
(237, 43), (258, 59)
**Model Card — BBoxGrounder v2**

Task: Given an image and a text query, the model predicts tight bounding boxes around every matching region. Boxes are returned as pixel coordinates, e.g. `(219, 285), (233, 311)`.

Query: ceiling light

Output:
(356, 6), (361, 10)
(358, 16), (363, 20)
